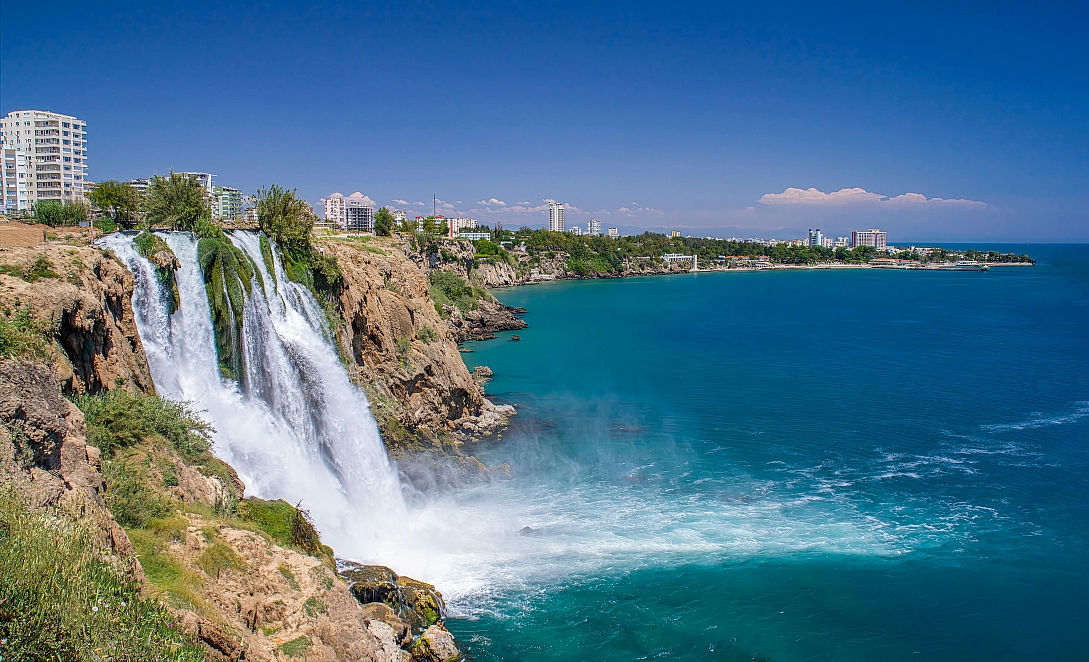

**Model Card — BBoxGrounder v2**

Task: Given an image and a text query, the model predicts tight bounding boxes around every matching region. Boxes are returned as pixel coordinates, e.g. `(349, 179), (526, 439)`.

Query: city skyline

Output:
(3, 2), (1087, 241)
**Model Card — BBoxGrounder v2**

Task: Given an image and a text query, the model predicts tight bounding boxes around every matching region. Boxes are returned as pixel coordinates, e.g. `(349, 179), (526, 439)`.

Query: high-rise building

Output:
(852, 228), (887, 249)
(392, 210), (407, 222)
(1, 109), (89, 212)
(807, 228), (824, 247)
(345, 193), (375, 232)
(569, 225), (583, 236)
(548, 202), (565, 232)
(323, 192), (346, 228)
(588, 218), (601, 236)
(213, 186), (242, 220)
(607, 227), (619, 238)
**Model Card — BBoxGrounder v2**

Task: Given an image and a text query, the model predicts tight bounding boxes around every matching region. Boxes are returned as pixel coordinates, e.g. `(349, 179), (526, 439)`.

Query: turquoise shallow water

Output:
(444, 245), (1089, 661)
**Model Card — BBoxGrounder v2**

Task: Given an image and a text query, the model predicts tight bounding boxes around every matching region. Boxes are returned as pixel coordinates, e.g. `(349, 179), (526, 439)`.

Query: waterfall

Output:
(102, 232), (407, 558)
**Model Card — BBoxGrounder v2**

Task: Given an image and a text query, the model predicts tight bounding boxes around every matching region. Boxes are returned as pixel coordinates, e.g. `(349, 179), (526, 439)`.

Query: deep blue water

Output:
(445, 245), (1089, 661)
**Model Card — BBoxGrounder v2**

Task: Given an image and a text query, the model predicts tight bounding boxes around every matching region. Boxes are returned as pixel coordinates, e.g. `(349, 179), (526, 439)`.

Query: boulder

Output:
(340, 562), (447, 633)
(408, 624), (460, 662)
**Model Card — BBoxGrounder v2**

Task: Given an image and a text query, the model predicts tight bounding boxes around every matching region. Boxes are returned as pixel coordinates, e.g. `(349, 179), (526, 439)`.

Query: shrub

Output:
(418, 324), (438, 344)
(0, 255), (61, 283)
(103, 460), (173, 529)
(0, 488), (205, 661)
(256, 185), (315, 251)
(428, 269), (488, 315)
(75, 390), (214, 460)
(280, 635), (312, 658)
(31, 199), (89, 227)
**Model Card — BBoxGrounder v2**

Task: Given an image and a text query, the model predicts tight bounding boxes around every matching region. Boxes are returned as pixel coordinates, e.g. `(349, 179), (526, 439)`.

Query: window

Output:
(63, 157), (71, 162)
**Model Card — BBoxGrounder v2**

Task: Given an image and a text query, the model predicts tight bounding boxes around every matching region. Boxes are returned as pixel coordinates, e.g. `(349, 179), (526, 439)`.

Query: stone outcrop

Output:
(442, 299), (527, 342)
(320, 237), (515, 452)
(0, 359), (138, 567)
(0, 244), (153, 394)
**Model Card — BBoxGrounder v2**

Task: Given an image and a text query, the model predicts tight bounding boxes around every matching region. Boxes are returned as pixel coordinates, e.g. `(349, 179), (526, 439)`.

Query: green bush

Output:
(31, 199), (89, 227)
(103, 460), (173, 529)
(145, 173), (210, 231)
(75, 390), (213, 460)
(0, 488), (205, 661)
(428, 269), (488, 315)
(0, 307), (52, 360)
(237, 498), (325, 559)
(418, 325), (438, 344)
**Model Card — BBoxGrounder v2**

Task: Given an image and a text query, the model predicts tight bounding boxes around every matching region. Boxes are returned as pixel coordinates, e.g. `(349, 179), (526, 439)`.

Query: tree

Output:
(255, 184), (315, 249)
(32, 200), (88, 227)
(397, 215), (417, 234)
(87, 180), (140, 227)
(374, 206), (394, 236)
(145, 172), (210, 231)
(421, 215), (442, 236)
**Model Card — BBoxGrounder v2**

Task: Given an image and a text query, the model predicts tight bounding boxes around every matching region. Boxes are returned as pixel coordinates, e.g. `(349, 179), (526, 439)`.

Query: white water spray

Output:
(103, 232), (406, 556)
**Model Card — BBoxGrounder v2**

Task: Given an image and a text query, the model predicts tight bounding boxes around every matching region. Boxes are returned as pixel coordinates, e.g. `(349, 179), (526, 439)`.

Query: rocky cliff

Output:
(0, 244), (153, 394)
(1, 242), (466, 661)
(318, 236), (516, 455)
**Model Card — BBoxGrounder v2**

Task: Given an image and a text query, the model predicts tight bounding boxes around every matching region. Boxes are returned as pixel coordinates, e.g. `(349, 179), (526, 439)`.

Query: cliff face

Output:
(319, 237), (514, 454)
(0, 245), (153, 394)
(0, 359), (136, 563)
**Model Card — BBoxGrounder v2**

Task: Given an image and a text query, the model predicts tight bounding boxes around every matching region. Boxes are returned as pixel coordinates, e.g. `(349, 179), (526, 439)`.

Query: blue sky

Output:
(4, 1), (1087, 240)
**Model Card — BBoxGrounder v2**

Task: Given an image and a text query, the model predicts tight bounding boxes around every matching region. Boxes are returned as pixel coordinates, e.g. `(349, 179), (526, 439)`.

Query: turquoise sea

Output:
(445, 245), (1089, 661)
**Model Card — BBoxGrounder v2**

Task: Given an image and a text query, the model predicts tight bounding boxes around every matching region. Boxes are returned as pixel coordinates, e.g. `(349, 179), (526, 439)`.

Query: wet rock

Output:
(408, 624), (460, 662)
(362, 602), (411, 646)
(340, 562), (447, 633)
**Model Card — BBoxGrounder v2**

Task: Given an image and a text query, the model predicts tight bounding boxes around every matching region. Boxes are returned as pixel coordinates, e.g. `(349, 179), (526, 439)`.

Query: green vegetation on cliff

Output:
(134, 231), (182, 314)
(0, 307), (52, 360)
(71, 390), (335, 618)
(194, 220), (259, 380)
(0, 487), (206, 661)
(429, 270), (489, 316)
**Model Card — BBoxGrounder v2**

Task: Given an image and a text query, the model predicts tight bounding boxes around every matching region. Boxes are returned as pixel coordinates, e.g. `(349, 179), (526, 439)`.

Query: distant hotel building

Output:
(852, 228), (887, 249)
(321, 191), (374, 231)
(1, 109), (89, 212)
(393, 210), (407, 222)
(807, 228), (824, 247)
(213, 186), (242, 220)
(607, 227), (619, 238)
(548, 202), (564, 232)
(588, 218), (601, 236)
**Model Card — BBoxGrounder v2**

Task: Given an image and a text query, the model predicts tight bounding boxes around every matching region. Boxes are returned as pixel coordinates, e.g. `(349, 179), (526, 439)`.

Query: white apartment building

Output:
(852, 228), (887, 249)
(323, 192), (346, 227)
(1, 110), (89, 212)
(392, 210), (407, 222)
(607, 227), (619, 238)
(548, 202), (565, 232)
(588, 218), (601, 236)
(833, 236), (851, 248)
(569, 225), (583, 236)
(807, 228), (824, 248)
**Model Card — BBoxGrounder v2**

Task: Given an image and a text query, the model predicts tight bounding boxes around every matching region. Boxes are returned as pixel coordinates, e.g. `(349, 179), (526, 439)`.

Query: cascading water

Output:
(103, 232), (406, 557)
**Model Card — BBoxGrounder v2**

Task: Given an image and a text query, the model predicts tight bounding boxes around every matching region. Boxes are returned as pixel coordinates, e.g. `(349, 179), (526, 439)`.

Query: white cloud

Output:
(478, 198), (507, 206)
(759, 187), (884, 205)
(392, 199), (410, 205)
(886, 192), (987, 207)
(346, 192), (376, 207)
(759, 187), (986, 207)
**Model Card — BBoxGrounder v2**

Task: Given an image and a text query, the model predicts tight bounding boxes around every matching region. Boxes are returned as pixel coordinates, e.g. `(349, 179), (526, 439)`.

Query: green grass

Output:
(197, 539), (245, 579)
(418, 324), (438, 344)
(0, 254), (60, 283)
(0, 307), (52, 360)
(0, 488), (205, 661)
(278, 563), (299, 590)
(279, 635), (312, 657)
